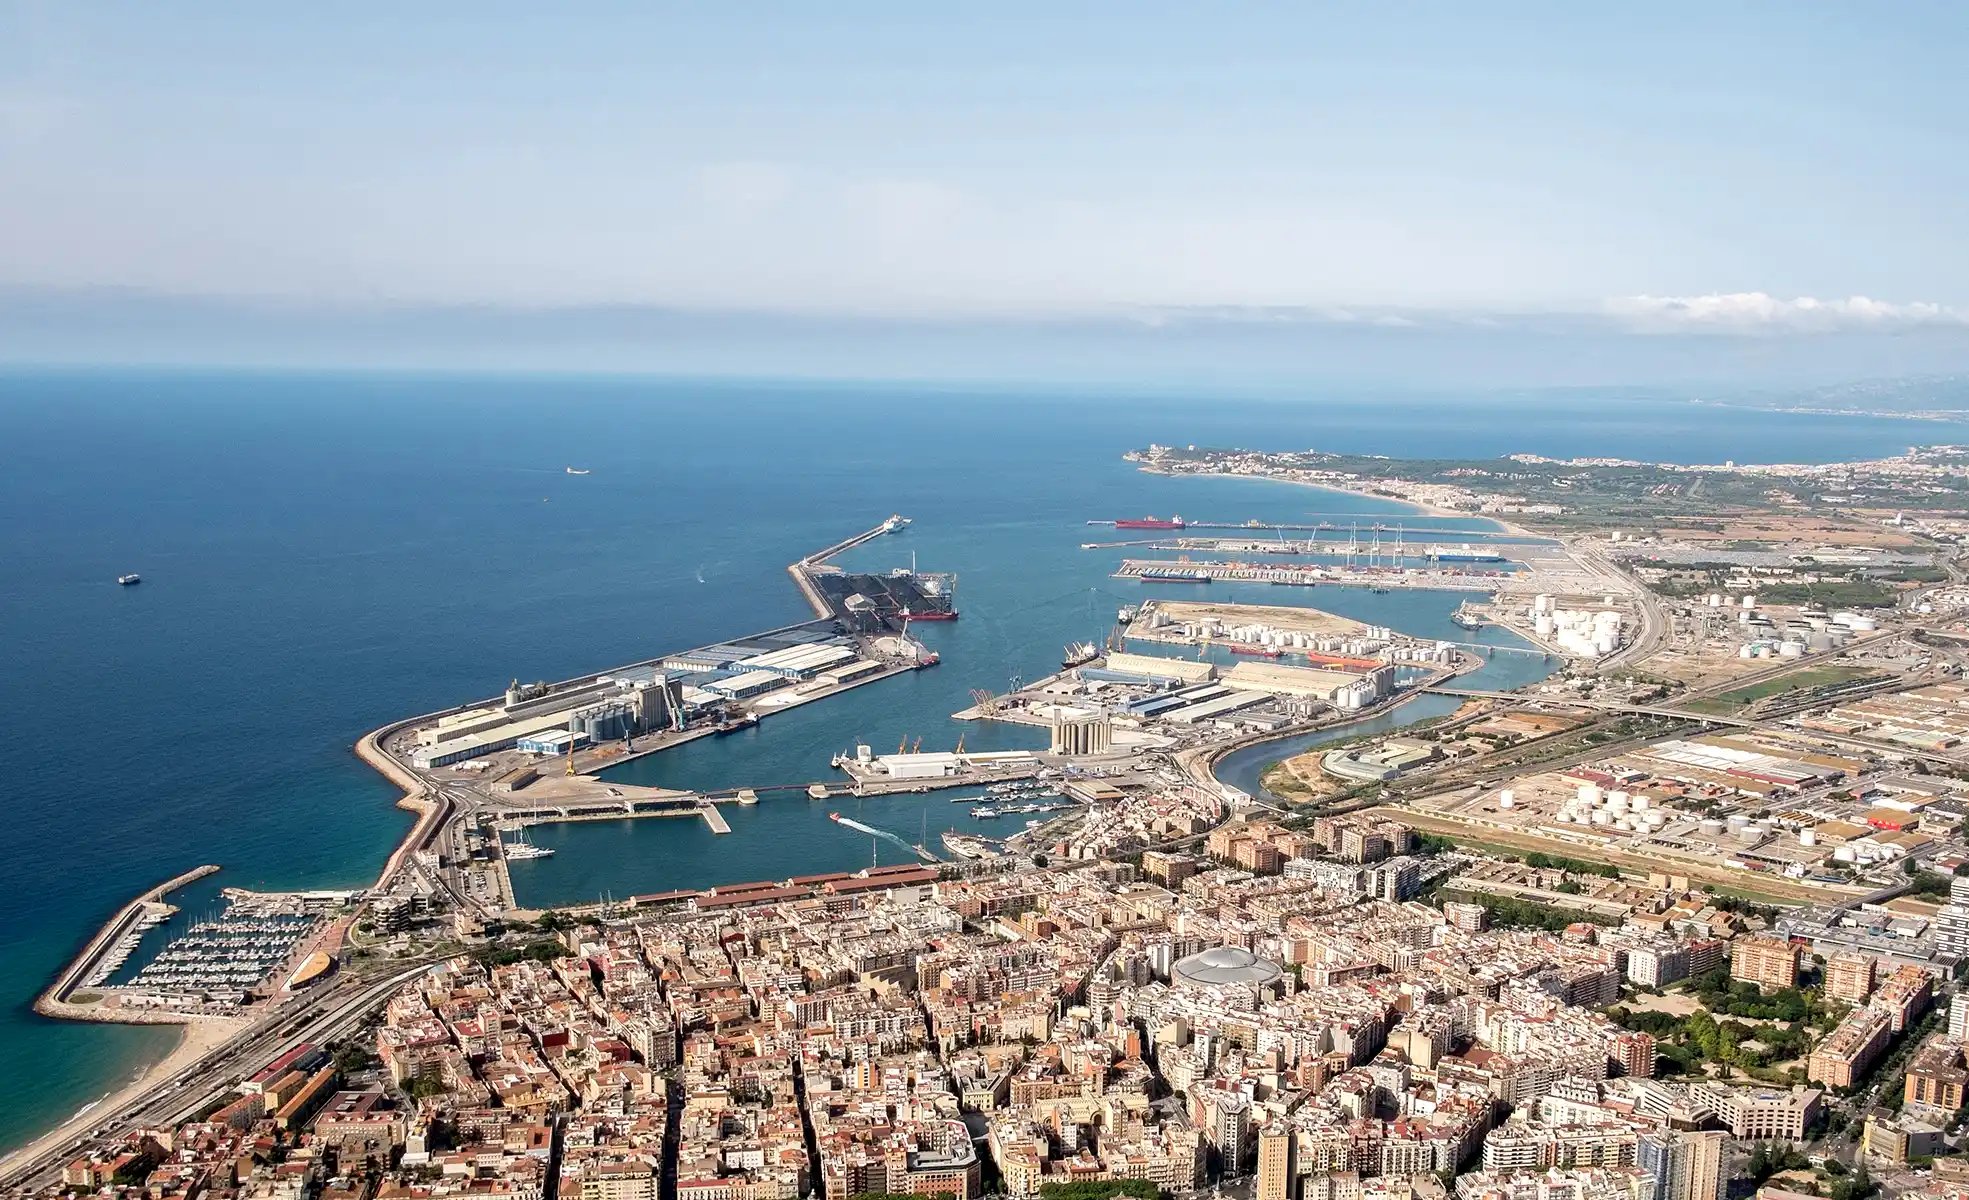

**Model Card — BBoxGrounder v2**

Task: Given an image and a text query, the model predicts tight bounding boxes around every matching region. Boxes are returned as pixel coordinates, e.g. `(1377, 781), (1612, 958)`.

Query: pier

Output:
(699, 802), (732, 834)
(1113, 557), (1516, 591)
(788, 515), (907, 619)
(38, 864), (221, 1019)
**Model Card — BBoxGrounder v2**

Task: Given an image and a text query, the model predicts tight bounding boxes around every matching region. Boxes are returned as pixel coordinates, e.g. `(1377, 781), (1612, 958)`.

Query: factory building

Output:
(1098, 652), (1217, 686)
(1049, 711), (1113, 756)
(734, 643), (857, 679)
(517, 730), (584, 756)
(704, 671), (785, 700)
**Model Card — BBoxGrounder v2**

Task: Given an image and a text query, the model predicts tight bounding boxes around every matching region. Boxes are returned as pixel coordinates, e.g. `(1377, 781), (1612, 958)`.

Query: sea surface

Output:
(2, 369), (1962, 1153)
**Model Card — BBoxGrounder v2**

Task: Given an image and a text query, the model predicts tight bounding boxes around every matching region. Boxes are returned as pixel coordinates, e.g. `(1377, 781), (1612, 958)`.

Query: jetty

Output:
(38, 864), (220, 1020)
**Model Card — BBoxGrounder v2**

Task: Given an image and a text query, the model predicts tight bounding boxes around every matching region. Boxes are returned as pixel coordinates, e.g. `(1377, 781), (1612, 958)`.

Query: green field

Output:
(1678, 665), (1881, 715)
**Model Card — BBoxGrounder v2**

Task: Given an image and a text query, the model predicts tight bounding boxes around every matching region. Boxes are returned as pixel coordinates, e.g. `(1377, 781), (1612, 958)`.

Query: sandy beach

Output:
(1147, 466), (1545, 539)
(0, 1017), (244, 1181)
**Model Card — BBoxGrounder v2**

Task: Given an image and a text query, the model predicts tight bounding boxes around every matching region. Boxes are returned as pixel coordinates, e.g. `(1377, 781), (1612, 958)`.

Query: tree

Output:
(1829, 1162), (1874, 1200)
(1037, 1183), (1160, 1200)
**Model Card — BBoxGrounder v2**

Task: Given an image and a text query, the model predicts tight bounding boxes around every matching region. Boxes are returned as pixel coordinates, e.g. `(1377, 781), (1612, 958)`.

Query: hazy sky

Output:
(4, 3), (1969, 373)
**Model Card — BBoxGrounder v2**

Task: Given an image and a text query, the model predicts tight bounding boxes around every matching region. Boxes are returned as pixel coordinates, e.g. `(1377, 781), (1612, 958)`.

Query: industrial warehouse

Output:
(402, 621), (908, 773)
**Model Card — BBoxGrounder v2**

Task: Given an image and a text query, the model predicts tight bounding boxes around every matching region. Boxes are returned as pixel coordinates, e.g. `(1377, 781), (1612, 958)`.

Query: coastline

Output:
(1145, 466), (1545, 540)
(0, 1018), (243, 1182)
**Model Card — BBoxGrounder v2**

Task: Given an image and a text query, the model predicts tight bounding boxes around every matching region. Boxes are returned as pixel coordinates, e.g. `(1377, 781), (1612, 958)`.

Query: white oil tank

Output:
(1741, 594), (1757, 609)
(1800, 828), (1818, 846)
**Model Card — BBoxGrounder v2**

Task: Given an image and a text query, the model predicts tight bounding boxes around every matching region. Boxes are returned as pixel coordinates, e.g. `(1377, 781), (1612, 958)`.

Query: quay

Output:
(38, 864), (220, 1019)
(788, 514), (909, 619)
(1113, 557), (1514, 591)
(1088, 517), (1543, 536)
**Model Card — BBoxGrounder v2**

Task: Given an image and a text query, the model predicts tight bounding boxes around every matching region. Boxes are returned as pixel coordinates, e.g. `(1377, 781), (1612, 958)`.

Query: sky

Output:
(4, 3), (1969, 382)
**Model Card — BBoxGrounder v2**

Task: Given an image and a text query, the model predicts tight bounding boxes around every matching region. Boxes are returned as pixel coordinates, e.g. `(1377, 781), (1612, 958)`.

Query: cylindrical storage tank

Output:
(1708, 594), (1723, 607)
(1535, 615), (1555, 637)
(1848, 616), (1879, 632)
(1592, 811), (1612, 825)
(1534, 594), (1553, 614)
(1806, 632), (1836, 652)
(1741, 594), (1756, 609)
(1779, 641), (1806, 658)
(1578, 783), (1603, 804)
(1739, 645), (1756, 658)
(1700, 819), (1725, 836)
(1800, 828), (1818, 846)
(1727, 814), (1748, 829)
(1646, 813), (1667, 830)
(1498, 790), (1516, 809)
(1631, 795), (1650, 811)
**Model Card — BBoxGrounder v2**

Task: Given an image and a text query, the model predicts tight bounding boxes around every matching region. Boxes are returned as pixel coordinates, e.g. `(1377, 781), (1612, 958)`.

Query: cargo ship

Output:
(1229, 643), (1283, 657)
(117, 573), (142, 586)
(1426, 543), (1506, 563)
(1137, 567), (1212, 584)
(899, 605), (958, 621)
(1115, 515), (1186, 530)
(1063, 641), (1099, 669)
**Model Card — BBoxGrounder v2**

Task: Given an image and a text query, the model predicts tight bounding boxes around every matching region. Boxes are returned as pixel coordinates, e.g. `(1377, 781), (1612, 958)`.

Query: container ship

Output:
(1115, 515), (1186, 530)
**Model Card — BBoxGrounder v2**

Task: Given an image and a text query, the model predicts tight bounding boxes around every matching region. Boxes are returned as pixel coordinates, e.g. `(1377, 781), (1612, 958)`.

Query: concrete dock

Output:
(1113, 557), (1516, 591)
(788, 516), (906, 619)
(38, 864), (221, 1019)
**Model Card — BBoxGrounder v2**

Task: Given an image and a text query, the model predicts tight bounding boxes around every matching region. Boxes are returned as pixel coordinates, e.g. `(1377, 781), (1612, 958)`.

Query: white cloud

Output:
(1607, 292), (1969, 333)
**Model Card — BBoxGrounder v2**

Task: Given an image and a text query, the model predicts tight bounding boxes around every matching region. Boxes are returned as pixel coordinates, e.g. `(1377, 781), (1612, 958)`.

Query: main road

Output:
(0, 960), (440, 1193)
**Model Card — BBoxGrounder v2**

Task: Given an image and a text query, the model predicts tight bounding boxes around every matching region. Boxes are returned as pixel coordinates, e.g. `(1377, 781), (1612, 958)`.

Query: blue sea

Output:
(2, 368), (1961, 1153)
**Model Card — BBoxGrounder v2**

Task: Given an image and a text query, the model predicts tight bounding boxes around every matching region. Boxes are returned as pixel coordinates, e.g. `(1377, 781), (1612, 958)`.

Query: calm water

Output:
(2, 368), (1960, 1152)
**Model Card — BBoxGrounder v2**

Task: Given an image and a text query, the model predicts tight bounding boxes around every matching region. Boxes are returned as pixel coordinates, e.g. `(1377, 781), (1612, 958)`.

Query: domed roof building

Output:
(1171, 946), (1287, 1006)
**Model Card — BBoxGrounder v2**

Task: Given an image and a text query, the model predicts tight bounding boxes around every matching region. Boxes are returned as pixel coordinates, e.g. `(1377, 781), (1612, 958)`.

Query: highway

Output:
(0, 960), (439, 1192)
